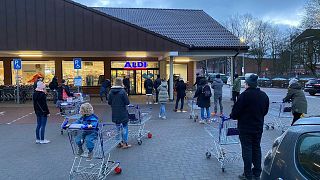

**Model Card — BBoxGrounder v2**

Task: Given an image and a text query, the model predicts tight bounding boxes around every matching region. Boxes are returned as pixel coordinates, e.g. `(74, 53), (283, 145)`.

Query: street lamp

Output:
(240, 37), (246, 76)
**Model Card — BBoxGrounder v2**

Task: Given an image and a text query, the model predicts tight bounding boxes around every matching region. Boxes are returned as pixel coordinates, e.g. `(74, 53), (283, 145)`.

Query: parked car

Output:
(262, 117), (320, 180)
(271, 77), (289, 88)
(207, 73), (228, 84)
(258, 77), (272, 87)
(304, 79), (320, 96)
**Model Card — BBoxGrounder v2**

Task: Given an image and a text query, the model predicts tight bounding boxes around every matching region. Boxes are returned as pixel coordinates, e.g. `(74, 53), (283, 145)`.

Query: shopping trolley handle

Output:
(272, 101), (284, 104)
(128, 104), (135, 107)
(220, 115), (231, 121)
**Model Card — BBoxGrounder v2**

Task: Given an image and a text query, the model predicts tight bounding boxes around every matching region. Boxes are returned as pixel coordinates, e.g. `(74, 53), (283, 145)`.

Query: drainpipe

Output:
(230, 51), (240, 99)
(169, 56), (174, 101)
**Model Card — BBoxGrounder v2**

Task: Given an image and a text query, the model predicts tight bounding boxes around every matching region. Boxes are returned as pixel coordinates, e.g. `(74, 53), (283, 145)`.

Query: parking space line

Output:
(6, 112), (33, 125)
(0, 111), (5, 116)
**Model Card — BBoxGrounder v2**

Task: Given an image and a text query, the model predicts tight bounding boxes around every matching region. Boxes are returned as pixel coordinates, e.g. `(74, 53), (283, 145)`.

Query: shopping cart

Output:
(186, 90), (200, 122)
(264, 101), (293, 132)
(127, 104), (152, 145)
(61, 114), (82, 135)
(204, 116), (241, 172)
(59, 94), (90, 116)
(65, 123), (122, 180)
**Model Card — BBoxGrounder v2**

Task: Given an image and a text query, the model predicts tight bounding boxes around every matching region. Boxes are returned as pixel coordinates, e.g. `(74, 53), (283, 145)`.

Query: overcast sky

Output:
(74, 0), (305, 28)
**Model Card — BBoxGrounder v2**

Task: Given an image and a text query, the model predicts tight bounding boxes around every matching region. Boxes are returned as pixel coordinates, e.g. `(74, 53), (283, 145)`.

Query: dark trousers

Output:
(239, 132), (263, 178)
(36, 115), (48, 140)
(175, 95), (184, 110)
(292, 112), (303, 125)
(232, 91), (240, 103)
(155, 90), (159, 103)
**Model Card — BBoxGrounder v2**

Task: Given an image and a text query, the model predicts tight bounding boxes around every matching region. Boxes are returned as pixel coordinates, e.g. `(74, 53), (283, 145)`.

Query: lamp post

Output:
(240, 37), (246, 76)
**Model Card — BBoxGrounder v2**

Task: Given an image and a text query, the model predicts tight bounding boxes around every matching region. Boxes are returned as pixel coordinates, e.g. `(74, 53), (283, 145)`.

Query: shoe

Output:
(146, 102), (149, 104)
(122, 143), (132, 149)
(77, 147), (84, 155)
(159, 114), (162, 118)
(40, 139), (51, 144)
(238, 173), (252, 180)
(174, 109), (178, 112)
(154, 102), (158, 104)
(87, 151), (93, 160)
(253, 176), (260, 180)
(36, 140), (40, 144)
(163, 116), (167, 119)
(199, 120), (205, 124)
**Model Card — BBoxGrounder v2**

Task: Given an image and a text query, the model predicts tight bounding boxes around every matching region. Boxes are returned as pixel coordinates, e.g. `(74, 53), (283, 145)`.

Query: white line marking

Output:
(6, 112), (33, 125)
(0, 111), (5, 116)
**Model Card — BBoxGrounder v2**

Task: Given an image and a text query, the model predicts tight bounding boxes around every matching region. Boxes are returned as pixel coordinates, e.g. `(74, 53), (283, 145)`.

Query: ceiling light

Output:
(126, 52), (147, 58)
(19, 54), (43, 57)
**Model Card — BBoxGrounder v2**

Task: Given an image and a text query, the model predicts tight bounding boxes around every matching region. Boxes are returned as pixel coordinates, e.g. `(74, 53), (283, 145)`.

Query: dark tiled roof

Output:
(93, 7), (247, 49)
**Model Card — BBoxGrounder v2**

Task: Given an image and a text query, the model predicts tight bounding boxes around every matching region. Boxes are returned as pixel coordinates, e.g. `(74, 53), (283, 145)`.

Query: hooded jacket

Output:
(193, 80), (211, 108)
(211, 78), (224, 96)
(157, 81), (169, 103)
(230, 87), (269, 134)
(73, 114), (99, 128)
(283, 83), (307, 114)
(33, 91), (50, 116)
(144, 79), (154, 94)
(108, 86), (130, 124)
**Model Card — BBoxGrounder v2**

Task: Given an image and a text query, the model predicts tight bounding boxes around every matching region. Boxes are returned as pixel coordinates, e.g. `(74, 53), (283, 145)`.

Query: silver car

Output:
(262, 117), (320, 180)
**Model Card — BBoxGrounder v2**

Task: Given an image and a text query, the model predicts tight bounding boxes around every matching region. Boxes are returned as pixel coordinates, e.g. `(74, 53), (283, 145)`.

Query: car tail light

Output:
(314, 84), (320, 86)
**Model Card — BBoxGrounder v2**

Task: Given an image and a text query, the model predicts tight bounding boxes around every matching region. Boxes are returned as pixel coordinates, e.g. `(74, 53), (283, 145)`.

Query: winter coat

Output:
(232, 77), (241, 92)
(73, 114), (99, 129)
(157, 81), (169, 104)
(49, 78), (58, 90)
(211, 78), (223, 97)
(33, 91), (50, 117)
(283, 83), (307, 114)
(108, 86), (130, 124)
(193, 84), (211, 108)
(154, 78), (162, 91)
(230, 87), (269, 134)
(100, 80), (111, 93)
(123, 78), (130, 90)
(58, 84), (73, 100)
(175, 80), (187, 97)
(144, 79), (154, 94)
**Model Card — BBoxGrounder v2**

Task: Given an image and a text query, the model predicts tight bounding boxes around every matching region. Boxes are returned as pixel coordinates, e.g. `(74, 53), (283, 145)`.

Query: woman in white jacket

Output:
(157, 79), (169, 119)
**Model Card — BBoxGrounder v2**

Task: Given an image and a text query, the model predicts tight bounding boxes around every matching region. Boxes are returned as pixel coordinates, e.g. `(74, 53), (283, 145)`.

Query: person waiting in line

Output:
(49, 76), (59, 104)
(153, 75), (162, 104)
(33, 81), (50, 144)
(283, 78), (307, 125)
(123, 75), (130, 96)
(144, 76), (154, 104)
(99, 78), (111, 103)
(193, 73), (201, 87)
(33, 76), (44, 90)
(232, 74), (241, 104)
(174, 77), (186, 112)
(108, 77), (131, 149)
(194, 79), (212, 123)
(157, 79), (169, 119)
(58, 79), (73, 101)
(230, 74), (269, 180)
(211, 73), (224, 116)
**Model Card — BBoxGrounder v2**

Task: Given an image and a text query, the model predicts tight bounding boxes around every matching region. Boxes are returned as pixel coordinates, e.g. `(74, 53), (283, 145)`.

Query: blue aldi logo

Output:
(124, 61), (148, 70)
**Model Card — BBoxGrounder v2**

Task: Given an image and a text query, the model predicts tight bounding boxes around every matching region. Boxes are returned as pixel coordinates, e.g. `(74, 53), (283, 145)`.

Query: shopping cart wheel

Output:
(271, 126), (275, 130)
(115, 166), (122, 174)
(147, 132), (152, 139)
(221, 168), (225, 172)
(69, 174), (74, 180)
(138, 140), (142, 145)
(189, 115), (193, 119)
(61, 130), (64, 135)
(265, 125), (269, 130)
(205, 152), (211, 159)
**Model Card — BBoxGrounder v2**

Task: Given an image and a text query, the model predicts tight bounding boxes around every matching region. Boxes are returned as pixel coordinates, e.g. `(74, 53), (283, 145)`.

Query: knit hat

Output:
(245, 74), (258, 88)
(35, 81), (46, 92)
(114, 77), (123, 87)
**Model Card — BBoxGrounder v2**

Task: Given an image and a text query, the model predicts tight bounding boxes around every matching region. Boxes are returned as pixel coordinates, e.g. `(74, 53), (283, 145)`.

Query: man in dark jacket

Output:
(230, 74), (269, 180)
(211, 74), (224, 115)
(154, 75), (161, 104)
(49, 76), (59, 104)
(108, 77), (131, 149)
(194, 79), (212, 123)
(174, 78), (187, 112)
(144, 77), (154, 104)
(123, 76), (130, 96)
(193, 73), (201, 87)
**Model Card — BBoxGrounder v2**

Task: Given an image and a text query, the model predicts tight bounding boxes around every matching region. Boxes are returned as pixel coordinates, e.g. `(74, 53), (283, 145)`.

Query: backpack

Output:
(202, 85), (212, 98)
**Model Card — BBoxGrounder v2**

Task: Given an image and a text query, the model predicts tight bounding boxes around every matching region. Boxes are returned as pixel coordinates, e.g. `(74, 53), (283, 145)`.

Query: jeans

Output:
(232, 91), (240, 104)
(239, 132), (263, 178)
(292, 112), (303, 125)
(75, 131), (98, 152)
(214, 95), (223, 114)
(116, 123), (129, 143)
(175, 95), (184, 110)
(200, 107), (210, 120)
(159, 103), (166, 117)
(36, 115), (48, 140)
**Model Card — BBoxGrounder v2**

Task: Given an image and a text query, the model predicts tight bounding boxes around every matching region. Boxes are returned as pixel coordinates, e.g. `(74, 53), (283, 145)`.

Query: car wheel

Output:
(309, 92), (316, 96)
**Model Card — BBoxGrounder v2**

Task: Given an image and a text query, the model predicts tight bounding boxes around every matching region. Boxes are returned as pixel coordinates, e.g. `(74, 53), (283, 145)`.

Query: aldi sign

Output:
(124, 61), (148, 70)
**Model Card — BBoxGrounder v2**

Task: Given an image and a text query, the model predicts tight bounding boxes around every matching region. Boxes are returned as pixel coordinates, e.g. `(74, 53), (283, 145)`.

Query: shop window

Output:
(111, 61), (159, 68)
(11, 61), (55, 85)
(166, 64), (188, 82)
(0, 61), (3, 85)
(63, 61), (104, 86)
(297, 132), (320, 180)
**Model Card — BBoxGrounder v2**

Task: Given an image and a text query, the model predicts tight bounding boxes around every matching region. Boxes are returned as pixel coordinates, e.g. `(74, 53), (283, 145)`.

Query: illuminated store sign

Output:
(124, 61), (148, 70)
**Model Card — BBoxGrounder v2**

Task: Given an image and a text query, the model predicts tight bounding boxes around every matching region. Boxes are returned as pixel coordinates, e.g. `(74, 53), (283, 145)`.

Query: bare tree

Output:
(302, 0), (320, 29)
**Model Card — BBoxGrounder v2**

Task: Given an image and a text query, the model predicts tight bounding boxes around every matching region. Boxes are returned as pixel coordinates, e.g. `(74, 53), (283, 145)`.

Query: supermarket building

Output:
(0, 0), (248, 97)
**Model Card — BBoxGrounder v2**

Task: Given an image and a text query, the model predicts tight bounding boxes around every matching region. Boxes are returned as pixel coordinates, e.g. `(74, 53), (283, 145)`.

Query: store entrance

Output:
(111, 69), (159, 95)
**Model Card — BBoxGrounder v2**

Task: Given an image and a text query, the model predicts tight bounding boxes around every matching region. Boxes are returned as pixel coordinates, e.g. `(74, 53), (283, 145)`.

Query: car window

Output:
(308, 80), (320, 84)
(296, 132), (320, 180)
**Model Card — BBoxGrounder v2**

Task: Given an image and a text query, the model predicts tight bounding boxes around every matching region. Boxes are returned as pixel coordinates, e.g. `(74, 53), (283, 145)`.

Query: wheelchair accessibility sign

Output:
(73, 58), (82, 69)
(13, 59), (22, 70)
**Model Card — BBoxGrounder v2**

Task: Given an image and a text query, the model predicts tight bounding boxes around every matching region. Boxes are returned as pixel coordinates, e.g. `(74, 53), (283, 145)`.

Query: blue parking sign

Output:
(73, 58), (82, 69)
(13, 59), (22, 70)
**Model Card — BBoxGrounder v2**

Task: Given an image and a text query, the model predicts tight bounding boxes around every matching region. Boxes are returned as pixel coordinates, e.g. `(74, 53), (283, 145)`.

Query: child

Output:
(157, 79), (169, 119)
(73, 103), (99, 160)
